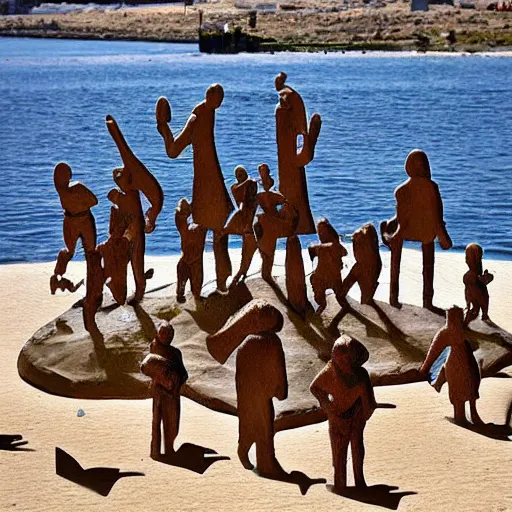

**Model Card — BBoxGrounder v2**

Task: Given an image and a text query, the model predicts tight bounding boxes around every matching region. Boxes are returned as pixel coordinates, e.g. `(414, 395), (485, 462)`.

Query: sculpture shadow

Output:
(56, 447), (144, 497)
(133, 303), (157, 341)
(152, 443), (230, 475)
(327, 483), (417, 510)
(256, 468), (327, 496)
(0, 434), (33, 452)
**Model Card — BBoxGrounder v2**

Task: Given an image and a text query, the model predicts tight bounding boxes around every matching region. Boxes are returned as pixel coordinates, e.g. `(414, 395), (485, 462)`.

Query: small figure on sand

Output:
(420, 306), (483, 426)
(207, 300), (288, 477)
(141, 322), (188, 458)
(310, 335), (376, 491)
(380, 149), (452, 310)
(175, 198), (207, 303)
(308, 218), (348, 314)
(463, 243), (494, 326)
(51, 162), (98, 294)
(156, 85), (234, 292)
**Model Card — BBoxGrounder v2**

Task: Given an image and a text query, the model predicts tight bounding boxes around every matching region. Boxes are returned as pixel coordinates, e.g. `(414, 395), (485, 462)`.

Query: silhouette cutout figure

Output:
(223, 166), (259, 287)
(339, 223), (382, 305)
(156, 85), (234, 292)
(310, 335), (377, 491)
(308, 218), (348, 314)
(175, 198), (207, 302)
(420, 306), (483, 426)
(463, 243), (494, 325)
(254, 164), (298, 283)
(106, 115), (164, 304)
(207, 300), (288, 477)
(275, 72), (322, 235)
(51, 162), (97, 293)
(141, 323), (188, 458)
(380, 149), (452, 309)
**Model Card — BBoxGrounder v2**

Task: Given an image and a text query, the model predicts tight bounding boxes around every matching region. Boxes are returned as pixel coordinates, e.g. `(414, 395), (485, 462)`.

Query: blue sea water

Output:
(0, 38), (511, 264)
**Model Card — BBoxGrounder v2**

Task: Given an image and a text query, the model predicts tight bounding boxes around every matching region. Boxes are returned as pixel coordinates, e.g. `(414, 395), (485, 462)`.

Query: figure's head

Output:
(316, 217), (339, 244)
(465, 243), (483, 270)
(446, 305), (464, 330)
(258, 163), (274, 191)
(157, 322), (175, 345)
(176, 197), (192, 216)
(113, 166), (132, 192)
(405, 149), (431, 178)
(234, 165), (248, 184)
(54, 162), (72, 189)
(332, 335), (369, 373)
(109, 206), (128, 237)
(275, 72), (287, 91)
(205, 84), (224, 110)
(352, 223), (380, 262)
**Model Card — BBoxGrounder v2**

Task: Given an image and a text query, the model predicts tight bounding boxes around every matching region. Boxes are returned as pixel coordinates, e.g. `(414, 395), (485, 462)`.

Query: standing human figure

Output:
(380, 149), (452, 310)
(156, 85), (234, 292)
(51, 162), (98, 293)
(275, 72), (322, 235)
(106, 115), (164, 304)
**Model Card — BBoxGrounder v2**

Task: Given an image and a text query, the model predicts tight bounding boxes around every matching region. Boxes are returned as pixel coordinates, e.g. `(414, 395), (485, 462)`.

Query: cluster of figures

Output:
(51, 72), (495, 491)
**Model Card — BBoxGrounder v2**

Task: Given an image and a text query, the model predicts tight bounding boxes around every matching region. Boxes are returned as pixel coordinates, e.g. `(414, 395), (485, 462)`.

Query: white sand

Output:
(1, 249), (511, 511)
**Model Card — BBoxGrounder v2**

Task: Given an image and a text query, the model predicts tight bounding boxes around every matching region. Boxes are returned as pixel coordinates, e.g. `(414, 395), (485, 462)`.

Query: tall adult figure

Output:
(156, 85), (234, 292)
(275, 72), (322, 235)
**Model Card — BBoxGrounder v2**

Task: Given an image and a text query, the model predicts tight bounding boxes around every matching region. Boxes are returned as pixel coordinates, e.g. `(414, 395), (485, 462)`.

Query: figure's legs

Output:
(176, 258), (190, 303)
(54, 218), (80, 276)
(255, 401), (283, 477)
(213, 231), (231, 292)
(151, 391), (162, 458)
(232, 233), (258, 287)
(389, 238), (403, 308)
(481, 294), (490, 321)
(422, 242), (435, 310)
(470, 399), (484, 425)
(453, 402), (467, 425)
(464, 304), (480, 326)
(333, 278), (347, 309)
(313, 283), (328, 314)
(162, 394), (180, 455)
(189, 260), (204, 299)
(237, 430), (254, 470)
(351, 428), (367, 488)
(254, 216), (276, 283)
(131, 232), (146, 303)
(329, 422), (350, 491)
(80, 212), (97, 254)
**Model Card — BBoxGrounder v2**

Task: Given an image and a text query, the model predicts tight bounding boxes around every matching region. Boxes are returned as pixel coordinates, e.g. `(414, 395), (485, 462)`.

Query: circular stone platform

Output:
(18, 276), (512, 431)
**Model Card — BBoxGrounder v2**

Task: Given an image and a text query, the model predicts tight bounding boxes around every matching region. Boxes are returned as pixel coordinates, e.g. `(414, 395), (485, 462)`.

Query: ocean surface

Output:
(1, 38), (511, 264)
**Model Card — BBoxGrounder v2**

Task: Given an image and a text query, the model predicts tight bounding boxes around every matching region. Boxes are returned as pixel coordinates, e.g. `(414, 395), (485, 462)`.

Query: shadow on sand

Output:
(0, 434), (33, 452)
(327, 483), (417, 509)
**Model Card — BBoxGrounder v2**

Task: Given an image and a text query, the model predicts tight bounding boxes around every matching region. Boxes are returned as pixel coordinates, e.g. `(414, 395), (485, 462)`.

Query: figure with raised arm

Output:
(275, 72), (322, 235)
(310, 335), (376, 491)
(207, 300), (288, 477)
(50, 162), (98, 294)
(420, 306), (483, 426)
(106, 115), (164, 304)
(175, 198), (207, 302)
(463, 243), (494, 325)
(308, 218), (348, 313)
(156, 85), (234, 292)
(141, 322), (188, 458)
(380, 149), (452, 310)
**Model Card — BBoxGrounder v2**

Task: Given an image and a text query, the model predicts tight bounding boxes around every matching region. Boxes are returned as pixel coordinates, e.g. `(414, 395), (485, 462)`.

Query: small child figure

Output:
(140, 323), (188, 459)
(308, 218), (348, 314)
(420, 306), (483, 426)
(463, 243), (494, 326)
(175, 198), (207, 303)
(310, 335), (376, 491)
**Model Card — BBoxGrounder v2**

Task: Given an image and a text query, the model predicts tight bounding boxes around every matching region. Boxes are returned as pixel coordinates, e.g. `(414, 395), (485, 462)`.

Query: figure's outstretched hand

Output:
(156, 96), (171, 125)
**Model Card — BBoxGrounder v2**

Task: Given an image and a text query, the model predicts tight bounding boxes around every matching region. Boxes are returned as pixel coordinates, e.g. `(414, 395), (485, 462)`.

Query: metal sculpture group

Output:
(50, 73), (495, 493)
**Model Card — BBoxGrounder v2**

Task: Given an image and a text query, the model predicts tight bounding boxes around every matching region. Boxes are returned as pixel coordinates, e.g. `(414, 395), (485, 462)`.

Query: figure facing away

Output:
(254, 164), (298, 283)
(339, 223), (382, 305)
(308, 218), (348, 314)
(463, 243), (493, 326)
(380, 149), (452, 309)
(420, 306), (483, 426)
(175, 198), (207, 302)
(140, 322), (188, 458)
(206, 300), (288, 477)
(51, 162), (98, 294)
(275, 72), (321, 235)
(310, 335), (376, 491)
(156, 85), (234, 292)
(223, 166), (259, 287)
(106, 115), (164, 304)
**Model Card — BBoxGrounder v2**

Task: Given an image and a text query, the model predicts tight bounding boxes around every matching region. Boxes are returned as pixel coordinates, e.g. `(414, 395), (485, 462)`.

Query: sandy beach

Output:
(1, 247), (511, 511)
(1, 0), (511, 52)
